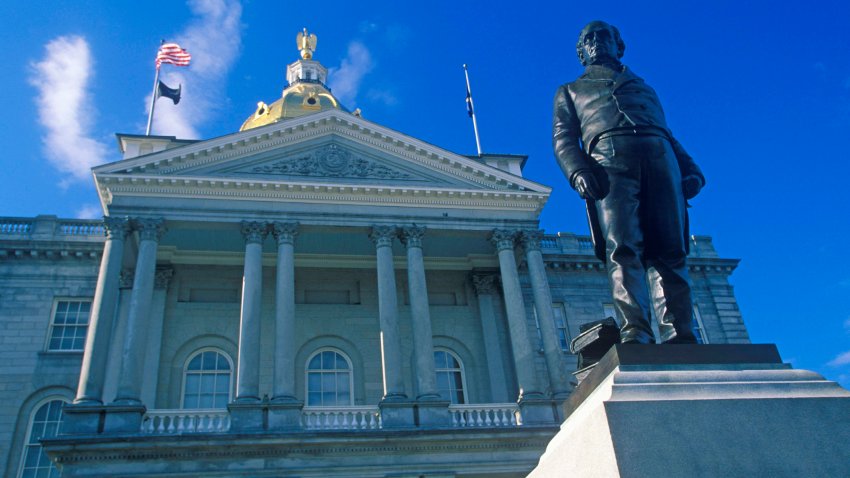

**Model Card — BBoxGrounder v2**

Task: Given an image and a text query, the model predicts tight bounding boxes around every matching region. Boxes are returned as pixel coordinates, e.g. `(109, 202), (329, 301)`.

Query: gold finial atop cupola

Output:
(296, 28), (317, 59)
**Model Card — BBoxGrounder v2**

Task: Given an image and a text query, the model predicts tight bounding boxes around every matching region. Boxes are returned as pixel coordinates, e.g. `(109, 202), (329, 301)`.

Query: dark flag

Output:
(157, 81), (181, 105)
(465, 88), (474, 117)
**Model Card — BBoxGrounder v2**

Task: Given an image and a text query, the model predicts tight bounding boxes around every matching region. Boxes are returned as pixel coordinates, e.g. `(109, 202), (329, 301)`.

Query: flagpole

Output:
(463, 64), (483, 157)
(145, 40), (164, 136)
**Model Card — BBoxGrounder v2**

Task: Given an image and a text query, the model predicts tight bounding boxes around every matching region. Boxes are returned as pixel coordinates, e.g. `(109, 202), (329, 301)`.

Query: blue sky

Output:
(1, 0), (849, 388)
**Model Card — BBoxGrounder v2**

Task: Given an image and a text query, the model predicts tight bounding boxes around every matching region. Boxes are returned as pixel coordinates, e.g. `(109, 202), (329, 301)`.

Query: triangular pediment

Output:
(166, 137), (470, 188)
(93, 109), (550, 219)
(95, 110), (549, 192)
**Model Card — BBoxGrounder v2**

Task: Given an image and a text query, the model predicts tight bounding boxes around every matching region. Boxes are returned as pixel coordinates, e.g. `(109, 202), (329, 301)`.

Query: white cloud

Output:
(328, 42), (374, 107)
(149, 0), (243, 138)
(75, 204), (103, 219)
(29, 35), (108, 184)
(367, 88), (399, 107)
(827, 350), (850, 367)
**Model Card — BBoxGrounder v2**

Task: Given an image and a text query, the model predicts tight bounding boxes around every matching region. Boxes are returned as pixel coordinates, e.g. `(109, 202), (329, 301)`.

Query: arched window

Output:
(434, 349), (466, 404)
(18, 398), (67, 478)
(182, 349), (233, 409)
(306, 349), (353, 406)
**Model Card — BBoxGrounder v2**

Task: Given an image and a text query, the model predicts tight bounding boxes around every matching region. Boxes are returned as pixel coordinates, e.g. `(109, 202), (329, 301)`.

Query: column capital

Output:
(154, 267), (174, 289)
(471, 273), (499, 295)
(271, 222), (299, 245)
(241, 221), (268, 244)
(133, 218), (166, 241)
(103, 216), (131, 240)
(369, 225), (397, 248)
(490, 229), (518, 252)
(399, 225), (426, 249)
(519, 229), (545, 252)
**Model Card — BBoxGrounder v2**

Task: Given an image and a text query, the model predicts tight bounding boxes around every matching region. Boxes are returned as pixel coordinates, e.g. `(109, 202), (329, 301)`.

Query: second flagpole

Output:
(463, 64), (483, 157)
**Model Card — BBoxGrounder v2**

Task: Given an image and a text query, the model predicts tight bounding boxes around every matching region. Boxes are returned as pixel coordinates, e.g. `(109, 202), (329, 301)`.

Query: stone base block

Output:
(60, 403), (105, 435)
(529, 344), (850, 478)
(103, 404), (146, 433)
(267, 400), (303, 430)
(228, 401), (265, 431)
(415, 400), (451, 428)
(379, 400), (416, 428)
(518, 396), (556, 425)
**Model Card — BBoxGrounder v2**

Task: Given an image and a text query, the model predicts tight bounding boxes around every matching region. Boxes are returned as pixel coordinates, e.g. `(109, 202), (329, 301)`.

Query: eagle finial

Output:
(296, 28), (318, 59)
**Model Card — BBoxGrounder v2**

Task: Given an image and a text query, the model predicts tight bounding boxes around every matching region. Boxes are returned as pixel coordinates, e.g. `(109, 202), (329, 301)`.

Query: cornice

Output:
(96, 175), (548, 212)
(540, 255), (739, 273)
(45, 427), (557, 464)
(0, 243), (102, 261)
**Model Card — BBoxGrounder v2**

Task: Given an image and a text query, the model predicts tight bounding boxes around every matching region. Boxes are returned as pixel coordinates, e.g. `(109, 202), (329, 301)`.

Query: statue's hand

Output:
(574, 171), (604, 200)
(682, 174), (703, 200)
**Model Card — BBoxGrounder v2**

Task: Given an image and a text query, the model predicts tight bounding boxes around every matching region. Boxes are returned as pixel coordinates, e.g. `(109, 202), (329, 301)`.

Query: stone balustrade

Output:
(140, 409), (231, 434)
(449, 403), (521, 428)
(301, 406), (382, 430)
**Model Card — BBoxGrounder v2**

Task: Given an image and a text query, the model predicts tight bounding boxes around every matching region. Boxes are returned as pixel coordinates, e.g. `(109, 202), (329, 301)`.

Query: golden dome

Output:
(240, 29), (348, 132)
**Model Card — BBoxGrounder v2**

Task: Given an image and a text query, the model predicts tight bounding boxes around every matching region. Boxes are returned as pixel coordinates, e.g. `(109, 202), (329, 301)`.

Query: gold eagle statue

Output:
(296, 28), (318, 59)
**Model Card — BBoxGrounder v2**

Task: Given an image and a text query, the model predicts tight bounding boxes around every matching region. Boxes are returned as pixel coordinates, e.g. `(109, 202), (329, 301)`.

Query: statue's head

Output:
(576, 21), (625, 67)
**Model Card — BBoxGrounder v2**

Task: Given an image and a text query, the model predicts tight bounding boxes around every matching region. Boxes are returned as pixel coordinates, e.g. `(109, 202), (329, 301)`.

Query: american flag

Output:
(155, 43), (191, 69)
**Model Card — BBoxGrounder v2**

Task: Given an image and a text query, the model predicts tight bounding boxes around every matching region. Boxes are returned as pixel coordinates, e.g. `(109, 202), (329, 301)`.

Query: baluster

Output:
(484, 408), (493, 427)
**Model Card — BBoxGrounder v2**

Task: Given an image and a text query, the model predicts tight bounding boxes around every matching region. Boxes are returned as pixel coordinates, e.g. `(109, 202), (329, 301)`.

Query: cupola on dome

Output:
(240, 28), (348, 131)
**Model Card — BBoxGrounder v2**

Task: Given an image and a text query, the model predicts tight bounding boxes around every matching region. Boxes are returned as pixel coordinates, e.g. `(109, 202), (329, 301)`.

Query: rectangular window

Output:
(552, 304), (570, 352)
(533, 304), (571, 353)
(692, 305), (708, 344)
(47, 300), (91, 351)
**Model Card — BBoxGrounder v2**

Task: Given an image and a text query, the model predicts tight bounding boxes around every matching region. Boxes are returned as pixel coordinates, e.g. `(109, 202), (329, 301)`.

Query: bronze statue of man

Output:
(553, 21), (705, 344)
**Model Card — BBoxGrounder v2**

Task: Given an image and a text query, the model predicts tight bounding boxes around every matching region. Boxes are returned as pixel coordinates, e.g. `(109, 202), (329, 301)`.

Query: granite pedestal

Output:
(528, 344), (850, 478)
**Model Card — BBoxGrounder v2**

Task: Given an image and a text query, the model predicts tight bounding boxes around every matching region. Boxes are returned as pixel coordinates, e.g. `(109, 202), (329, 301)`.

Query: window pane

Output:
(215, 376), (230, 393)
(187, 354), (203, 370)
(337, 373), (350, 392)
(308, 391), (320, 405)
(308, 354), (322, 370)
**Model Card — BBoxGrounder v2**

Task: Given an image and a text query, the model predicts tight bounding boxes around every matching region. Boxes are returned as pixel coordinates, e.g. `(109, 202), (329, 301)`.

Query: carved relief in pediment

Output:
(249, 144), (414, 180)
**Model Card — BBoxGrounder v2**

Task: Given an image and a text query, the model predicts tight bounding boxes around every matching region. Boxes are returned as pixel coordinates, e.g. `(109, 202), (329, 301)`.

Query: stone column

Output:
(229, 221), (267, 431)
(490, 229), (542, 399)
(268, 222), (302, 429)
(235, 221), (266, 403)
(472, 273), (510, 403)
(113, 218), (166, 404)
(75, 216), (130, 404)
(399, 226), (440, 401)
(370, 226), (407, 402)
(63, 217), (130, 434)
(520, 229), (571, 398)
(140, 268), (173, 407)
(271, 222), (298, 401)
(105, 218), (166, 432)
